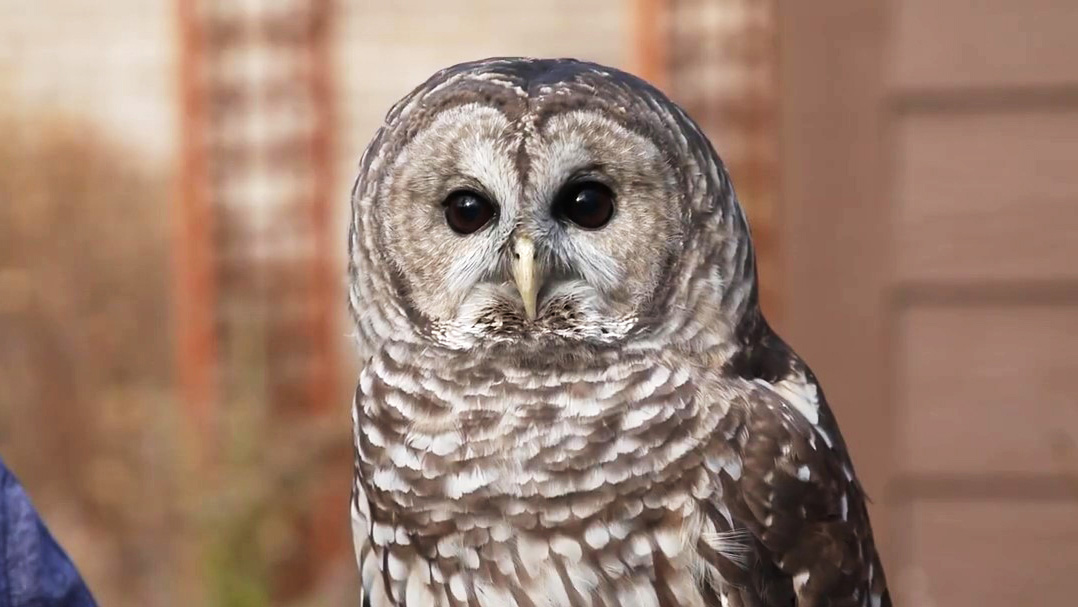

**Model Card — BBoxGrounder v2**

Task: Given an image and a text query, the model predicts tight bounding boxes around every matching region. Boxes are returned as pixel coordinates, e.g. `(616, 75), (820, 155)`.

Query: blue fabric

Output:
(0, 457), (97, 607)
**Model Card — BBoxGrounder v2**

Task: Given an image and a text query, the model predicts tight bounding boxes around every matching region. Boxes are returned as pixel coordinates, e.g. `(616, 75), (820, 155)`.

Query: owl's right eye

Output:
(443, 190), (496, 234)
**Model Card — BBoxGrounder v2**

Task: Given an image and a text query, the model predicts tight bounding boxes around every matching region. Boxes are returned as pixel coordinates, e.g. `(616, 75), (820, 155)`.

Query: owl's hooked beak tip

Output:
(510, 235), (540, 320)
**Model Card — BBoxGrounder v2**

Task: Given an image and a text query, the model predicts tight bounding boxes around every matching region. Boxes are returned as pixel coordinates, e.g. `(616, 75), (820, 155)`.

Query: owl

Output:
(349, 58), (891, 607)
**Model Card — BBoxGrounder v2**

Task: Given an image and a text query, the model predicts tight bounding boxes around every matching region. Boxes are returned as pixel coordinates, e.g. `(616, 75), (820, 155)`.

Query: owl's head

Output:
(350, 58), (757, 354)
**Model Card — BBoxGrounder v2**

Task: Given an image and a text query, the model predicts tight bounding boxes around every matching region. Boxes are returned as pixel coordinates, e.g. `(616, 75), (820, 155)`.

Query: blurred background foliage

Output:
(0, 91), (354, 607)
(0, 100), (184, 604)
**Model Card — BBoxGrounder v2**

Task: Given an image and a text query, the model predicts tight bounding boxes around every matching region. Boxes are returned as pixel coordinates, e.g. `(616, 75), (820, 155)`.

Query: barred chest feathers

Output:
(352, 344), (750, 607)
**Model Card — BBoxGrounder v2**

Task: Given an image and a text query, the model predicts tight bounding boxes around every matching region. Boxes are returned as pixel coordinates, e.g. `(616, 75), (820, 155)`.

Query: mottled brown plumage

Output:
(349, 57), (890, 607)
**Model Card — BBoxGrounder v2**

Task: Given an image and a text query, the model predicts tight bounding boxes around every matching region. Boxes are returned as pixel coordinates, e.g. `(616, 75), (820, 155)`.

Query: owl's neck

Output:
(353, 336), (728, 510)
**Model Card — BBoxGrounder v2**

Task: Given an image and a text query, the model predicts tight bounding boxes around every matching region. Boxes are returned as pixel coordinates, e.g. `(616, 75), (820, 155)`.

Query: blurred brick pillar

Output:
(175, 0), (343, 598)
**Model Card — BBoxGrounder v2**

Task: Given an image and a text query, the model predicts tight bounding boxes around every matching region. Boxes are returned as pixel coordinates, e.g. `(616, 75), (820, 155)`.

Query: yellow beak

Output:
(510, 235), (540, 320)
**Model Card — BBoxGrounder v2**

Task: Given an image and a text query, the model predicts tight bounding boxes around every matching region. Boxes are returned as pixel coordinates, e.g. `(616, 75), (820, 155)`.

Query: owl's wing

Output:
(697, 363), (892, 607)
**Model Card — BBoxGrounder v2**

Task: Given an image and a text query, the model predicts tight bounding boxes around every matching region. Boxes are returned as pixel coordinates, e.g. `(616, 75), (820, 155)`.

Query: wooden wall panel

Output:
(898, 305), (1078, 476)
(776, 0), (894, 564)
(894, 109), (1078, 284)
(894, 500), (1078, 607)
(782, 0), (1078, 598)
(890, 0), (1078, 91)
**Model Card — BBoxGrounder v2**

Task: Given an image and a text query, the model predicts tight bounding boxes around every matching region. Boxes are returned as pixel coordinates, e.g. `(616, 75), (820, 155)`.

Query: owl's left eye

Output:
(443, 190), (496, 234)
(554, 181), (615, 230)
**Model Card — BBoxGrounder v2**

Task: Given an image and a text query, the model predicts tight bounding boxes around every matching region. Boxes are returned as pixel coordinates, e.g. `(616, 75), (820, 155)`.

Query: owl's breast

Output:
(354, 348), (737, 605)
(353, 476), (717, 607)
(355, 348), (716, 506)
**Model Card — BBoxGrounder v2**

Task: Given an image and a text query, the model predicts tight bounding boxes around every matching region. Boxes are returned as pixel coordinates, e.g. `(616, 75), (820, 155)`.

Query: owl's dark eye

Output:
(555, 181), (615, 230)
(443, 190), (495, 234)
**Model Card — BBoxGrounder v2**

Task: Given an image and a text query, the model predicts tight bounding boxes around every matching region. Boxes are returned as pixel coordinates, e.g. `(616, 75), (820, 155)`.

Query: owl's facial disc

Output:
(377, 101), (682, 347)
